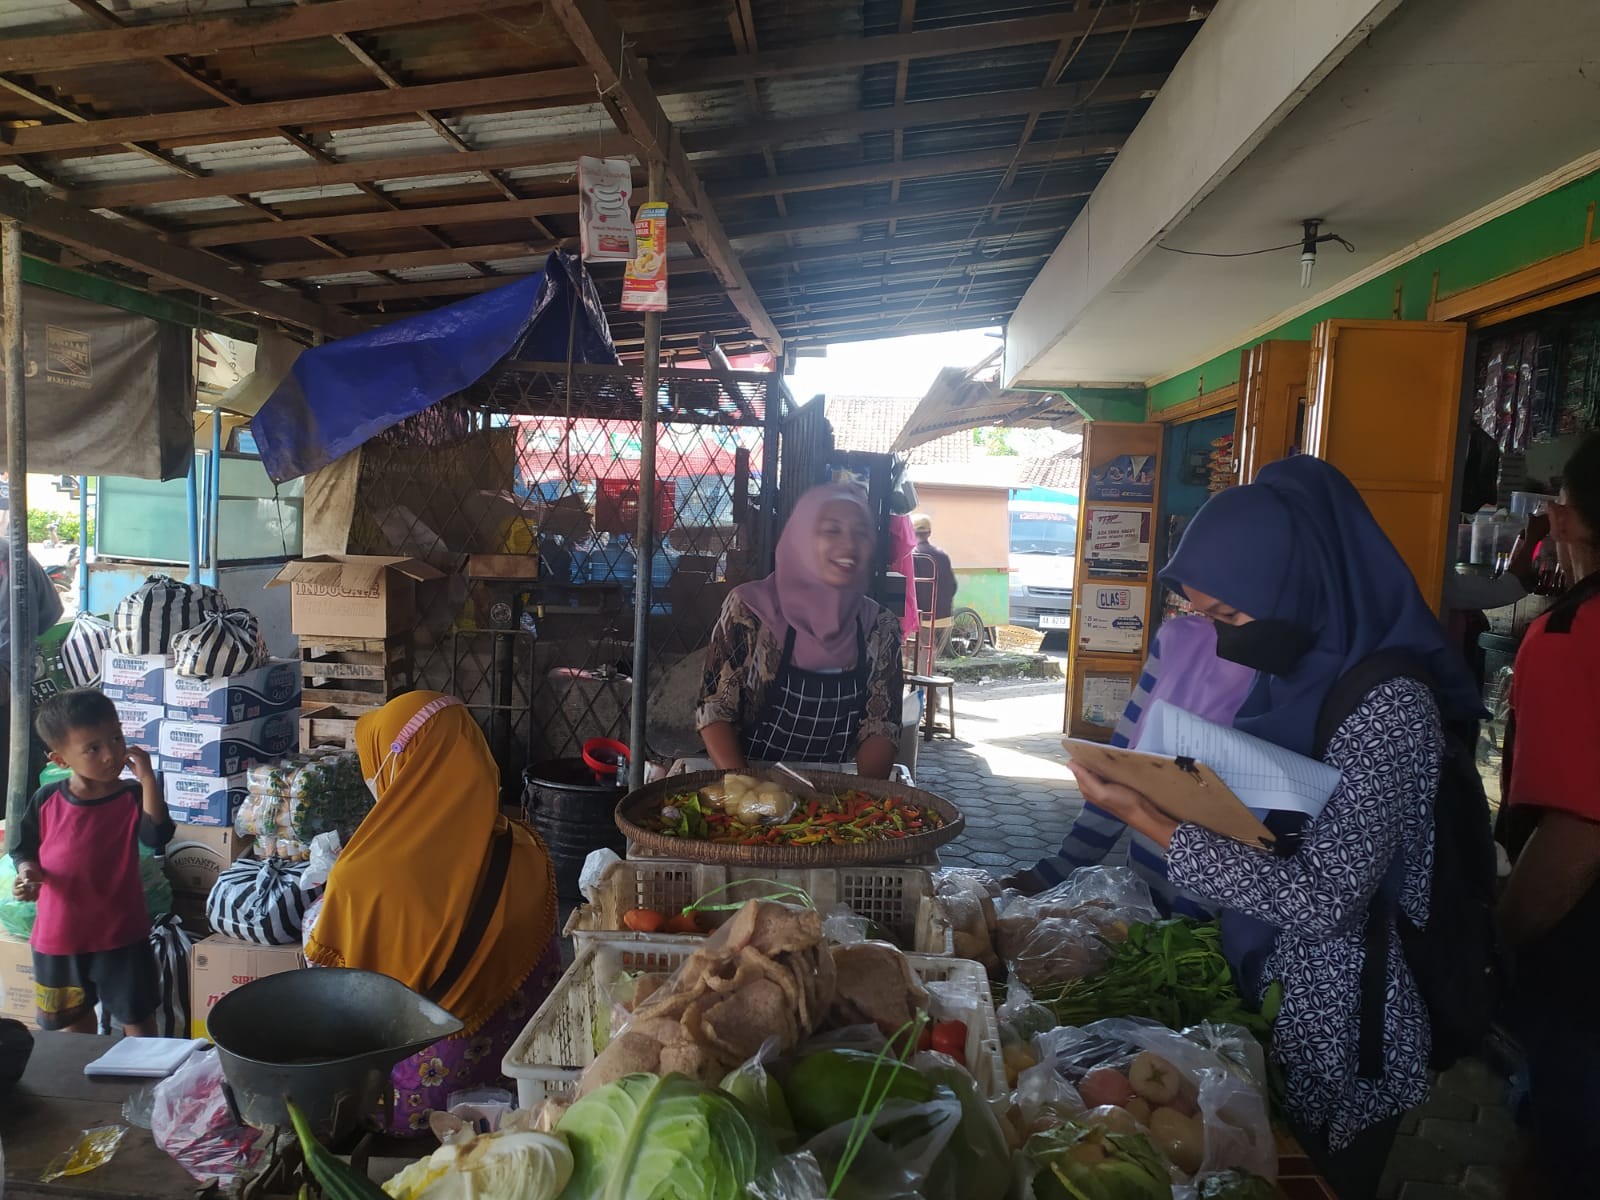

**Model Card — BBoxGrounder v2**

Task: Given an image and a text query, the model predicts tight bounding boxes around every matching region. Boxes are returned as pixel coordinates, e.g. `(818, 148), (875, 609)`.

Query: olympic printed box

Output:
(163, 771), (249, 828)
(158, 712), (297, 778)
(99, 653), (171, 706)
(164, 659), (302, 724)
(117, 701), (164, 753)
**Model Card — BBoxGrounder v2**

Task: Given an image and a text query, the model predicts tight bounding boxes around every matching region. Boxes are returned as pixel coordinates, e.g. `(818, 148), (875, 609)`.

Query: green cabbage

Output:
(383, 1129), (573, 1199)
(557, 1073), (776, 1200)
(1026, 1123), (1173, 1200)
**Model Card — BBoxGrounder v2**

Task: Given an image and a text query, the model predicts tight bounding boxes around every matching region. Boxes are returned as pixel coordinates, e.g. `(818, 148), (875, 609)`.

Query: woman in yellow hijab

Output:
(305, 692), (560, 1134)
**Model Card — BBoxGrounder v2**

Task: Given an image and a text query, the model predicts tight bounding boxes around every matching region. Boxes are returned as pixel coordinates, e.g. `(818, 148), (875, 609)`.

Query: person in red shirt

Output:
(1497, 431), (1600, 1198)
(10, 689), (173, 1034)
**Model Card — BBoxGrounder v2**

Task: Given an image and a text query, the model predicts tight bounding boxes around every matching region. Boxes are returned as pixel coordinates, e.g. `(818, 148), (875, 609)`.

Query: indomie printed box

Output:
(163, 772), (248, 828)
(158, 712), (297, 778)
(99, 653), (171, 706)
(117, 701), (164, 753)
(164, 659), (302, 724)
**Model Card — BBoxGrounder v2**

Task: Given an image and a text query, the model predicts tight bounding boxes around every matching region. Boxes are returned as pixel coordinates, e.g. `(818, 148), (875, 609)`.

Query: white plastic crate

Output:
(564, 859), (954, 955)
(504, 937), (1005, 1109)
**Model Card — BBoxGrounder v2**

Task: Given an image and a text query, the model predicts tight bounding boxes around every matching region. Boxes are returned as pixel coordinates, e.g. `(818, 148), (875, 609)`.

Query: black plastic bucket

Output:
(523, 758), (627, 900)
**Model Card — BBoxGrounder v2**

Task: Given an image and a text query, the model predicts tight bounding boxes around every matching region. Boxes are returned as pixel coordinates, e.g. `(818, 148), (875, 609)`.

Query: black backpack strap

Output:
(424, 824), (513, 1005)
(1317, 651), (1436, 1082)
(1313, 650), (1433, 758)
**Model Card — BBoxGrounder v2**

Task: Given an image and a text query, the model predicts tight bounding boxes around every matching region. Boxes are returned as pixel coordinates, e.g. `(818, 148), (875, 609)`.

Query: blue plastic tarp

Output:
(252, 252), (617, 483)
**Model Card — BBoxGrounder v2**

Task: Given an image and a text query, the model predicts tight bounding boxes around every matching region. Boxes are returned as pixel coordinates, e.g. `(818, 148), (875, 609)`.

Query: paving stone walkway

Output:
(913, 672), (1519, 1200)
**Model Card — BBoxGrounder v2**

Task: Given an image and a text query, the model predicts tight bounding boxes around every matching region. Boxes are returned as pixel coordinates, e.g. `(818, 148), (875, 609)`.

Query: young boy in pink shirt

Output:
(10, 689), (173, 1034)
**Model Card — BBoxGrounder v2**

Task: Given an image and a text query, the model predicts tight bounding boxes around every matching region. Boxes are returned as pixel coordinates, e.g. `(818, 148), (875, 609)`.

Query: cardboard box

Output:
(117, 701), (164, 752)
(268, 555), (443, 638)
(189, 935), (303, 1039)
(100, 652), (171, 706)
(164, 659), (303, 724)
(163, 772), (248, 828)
(158, 712), (297, 778)
(0, 931), (34, 1022)
(164, 824), (252, 894)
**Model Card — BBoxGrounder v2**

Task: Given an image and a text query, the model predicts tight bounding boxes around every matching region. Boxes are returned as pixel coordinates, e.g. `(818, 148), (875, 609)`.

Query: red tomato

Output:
(930, 1020), (967, 1058)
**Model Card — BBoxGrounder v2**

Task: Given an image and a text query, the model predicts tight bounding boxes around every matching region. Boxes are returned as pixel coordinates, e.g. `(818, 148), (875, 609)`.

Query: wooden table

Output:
(2, 1033), (423, 1199)
(1, 1032), (198, 1199)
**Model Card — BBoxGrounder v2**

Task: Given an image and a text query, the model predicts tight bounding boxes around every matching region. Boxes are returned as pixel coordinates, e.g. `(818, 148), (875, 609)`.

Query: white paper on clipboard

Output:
(1139, 700), (1341, 820)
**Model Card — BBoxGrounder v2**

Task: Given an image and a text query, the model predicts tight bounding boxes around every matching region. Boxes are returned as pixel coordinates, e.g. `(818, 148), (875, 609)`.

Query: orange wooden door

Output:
(1305, 320), (1468, 611)
(1237, 339), (1311, 483)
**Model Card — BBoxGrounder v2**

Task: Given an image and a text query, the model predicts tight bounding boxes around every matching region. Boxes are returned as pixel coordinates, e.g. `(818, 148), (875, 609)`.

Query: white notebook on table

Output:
(84, 1037), (206, 1079)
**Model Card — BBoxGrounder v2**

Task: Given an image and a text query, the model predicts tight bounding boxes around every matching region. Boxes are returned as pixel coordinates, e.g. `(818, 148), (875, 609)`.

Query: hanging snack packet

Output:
(578, 156), (637, 262)
(622, 202), (669, 312)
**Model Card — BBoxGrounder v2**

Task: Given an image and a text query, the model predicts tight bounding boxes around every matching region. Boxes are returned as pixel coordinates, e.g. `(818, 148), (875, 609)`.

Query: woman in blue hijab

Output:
(1067, 455), (1479, 1200)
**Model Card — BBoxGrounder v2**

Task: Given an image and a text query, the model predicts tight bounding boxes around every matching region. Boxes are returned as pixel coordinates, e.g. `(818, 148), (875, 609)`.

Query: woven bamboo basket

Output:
(614, 768), (964, 866)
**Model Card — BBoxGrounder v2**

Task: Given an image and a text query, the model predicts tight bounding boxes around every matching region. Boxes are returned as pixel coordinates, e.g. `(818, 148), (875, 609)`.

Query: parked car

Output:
(1007, 497), (1077, 630)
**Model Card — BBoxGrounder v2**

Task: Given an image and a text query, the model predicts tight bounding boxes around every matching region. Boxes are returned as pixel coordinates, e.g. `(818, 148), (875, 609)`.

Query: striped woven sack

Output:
(61, 612), (114, 688)
(112, 575), (226, 654)
(147, 914), (196, 1039)
(172, 608), (267, 679)
(205, 858), (319, 947)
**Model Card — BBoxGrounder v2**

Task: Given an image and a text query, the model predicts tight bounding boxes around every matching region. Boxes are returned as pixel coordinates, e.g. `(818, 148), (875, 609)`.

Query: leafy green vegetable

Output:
(1024, 919), (1280, 1040)
(1194, 1169), (1285, 1199)
(557, 1073), (775, 1200)
(1026, 1123), (1173, 1200)
(661, 792), (711, 839)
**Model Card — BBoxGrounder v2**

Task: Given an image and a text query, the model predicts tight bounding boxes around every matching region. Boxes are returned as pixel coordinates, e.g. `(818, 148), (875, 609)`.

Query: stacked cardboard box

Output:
(0, 932), (35, 1025)
(188, 934), (303, 1039)
(268, 555), (440, 749)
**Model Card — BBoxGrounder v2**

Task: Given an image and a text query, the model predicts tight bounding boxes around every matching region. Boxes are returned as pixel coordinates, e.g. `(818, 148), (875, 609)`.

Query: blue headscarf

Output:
(1160, 455), (1481, 758)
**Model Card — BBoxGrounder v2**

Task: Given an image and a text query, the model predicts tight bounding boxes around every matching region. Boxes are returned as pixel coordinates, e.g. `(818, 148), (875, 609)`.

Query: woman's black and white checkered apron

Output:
(742, 620), (870, 764)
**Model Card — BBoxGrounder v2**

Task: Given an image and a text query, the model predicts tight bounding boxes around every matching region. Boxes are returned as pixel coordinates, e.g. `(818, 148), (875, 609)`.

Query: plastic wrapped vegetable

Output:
(1195, 1169), (1285, 1199)
(557, 1073), (776, 1200)
(704, 773), (799, 825)
(382, 1125), (573, 1199)
(1023, 1122), (1173, 1200)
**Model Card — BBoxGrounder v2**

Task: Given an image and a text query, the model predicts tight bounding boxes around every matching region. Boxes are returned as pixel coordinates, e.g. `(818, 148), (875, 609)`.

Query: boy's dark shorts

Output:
(32, 940), (160, 1030)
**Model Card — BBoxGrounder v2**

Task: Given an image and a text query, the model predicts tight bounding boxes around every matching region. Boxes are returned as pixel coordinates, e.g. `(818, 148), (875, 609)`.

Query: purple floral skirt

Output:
(388, 935), (563, 1135)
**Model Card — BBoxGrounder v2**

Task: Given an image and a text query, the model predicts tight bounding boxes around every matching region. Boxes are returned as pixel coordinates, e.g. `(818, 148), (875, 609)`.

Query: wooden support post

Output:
(2, 219), (31, 832)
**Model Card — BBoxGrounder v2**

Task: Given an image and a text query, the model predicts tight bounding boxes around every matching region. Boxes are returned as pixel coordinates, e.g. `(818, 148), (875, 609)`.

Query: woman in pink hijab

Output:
(696, 482), (905, 778)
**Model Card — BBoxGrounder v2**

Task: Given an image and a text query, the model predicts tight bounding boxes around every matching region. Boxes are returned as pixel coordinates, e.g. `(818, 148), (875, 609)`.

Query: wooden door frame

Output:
(1427, 207), (1600, 328)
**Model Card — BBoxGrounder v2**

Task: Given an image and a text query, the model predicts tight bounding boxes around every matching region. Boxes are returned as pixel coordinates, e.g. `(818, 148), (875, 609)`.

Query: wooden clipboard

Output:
(1062, 738), (1277, 850)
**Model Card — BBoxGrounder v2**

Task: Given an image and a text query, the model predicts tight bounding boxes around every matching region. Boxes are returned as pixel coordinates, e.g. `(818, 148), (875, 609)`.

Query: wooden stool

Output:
(908, 673), (956, 741)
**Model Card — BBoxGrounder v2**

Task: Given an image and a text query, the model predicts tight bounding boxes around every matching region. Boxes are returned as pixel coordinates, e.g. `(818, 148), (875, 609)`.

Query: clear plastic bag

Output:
(149, 1049), (261, 1186)
(931, 869), (1000, 974)
(793, 1093), (963, 1200)
(300, 831), (343, 890)
(996, 867), (1160, 990)
(1026, 1018), (1275, 1186)
(822, 903), (872, 945)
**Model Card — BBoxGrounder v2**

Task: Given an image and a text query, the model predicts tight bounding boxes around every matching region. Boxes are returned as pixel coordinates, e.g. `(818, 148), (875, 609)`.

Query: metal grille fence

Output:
(341, 362), (787, 798)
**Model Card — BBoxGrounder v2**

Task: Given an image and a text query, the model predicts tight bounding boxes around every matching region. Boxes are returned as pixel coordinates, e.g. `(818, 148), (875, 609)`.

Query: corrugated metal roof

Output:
(0, 0), (1210, 354)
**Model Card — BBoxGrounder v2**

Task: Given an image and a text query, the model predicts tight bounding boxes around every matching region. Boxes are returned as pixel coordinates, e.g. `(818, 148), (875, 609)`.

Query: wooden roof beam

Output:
(656, 1), (1210, 87)
(710, 135), (1122, 200)
(0, 0), (532, 74)
(71, 133), (631, 210)
(183, 195), (577, 247)
(546, 0), (783, 354)
(0, 176), (359, 337)
(259, 240), (556, 280)
(3, 68), (591, 156)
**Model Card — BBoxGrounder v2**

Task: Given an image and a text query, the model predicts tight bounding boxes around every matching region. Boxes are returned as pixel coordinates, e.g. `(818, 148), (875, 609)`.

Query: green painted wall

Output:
(952, 567), (1008, 627)
(1147, 166), (1600, 412)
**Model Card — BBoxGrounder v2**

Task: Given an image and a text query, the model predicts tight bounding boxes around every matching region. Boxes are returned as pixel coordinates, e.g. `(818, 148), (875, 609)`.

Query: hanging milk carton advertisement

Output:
(1077, 583), (1147, 653)
(1086, 454), (1156, 502)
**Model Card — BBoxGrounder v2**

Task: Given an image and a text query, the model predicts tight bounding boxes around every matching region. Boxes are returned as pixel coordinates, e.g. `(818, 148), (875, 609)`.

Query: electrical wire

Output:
(1156, 233), (1356, 258)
